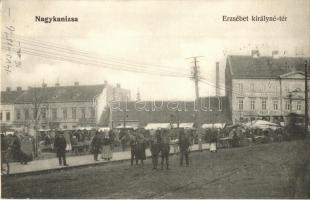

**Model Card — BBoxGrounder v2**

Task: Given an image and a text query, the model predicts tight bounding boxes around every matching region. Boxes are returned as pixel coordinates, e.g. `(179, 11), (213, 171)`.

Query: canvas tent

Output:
(201, 123), (225, 129)
(245, 120), (281, 130)
(144, 123), (172, 130)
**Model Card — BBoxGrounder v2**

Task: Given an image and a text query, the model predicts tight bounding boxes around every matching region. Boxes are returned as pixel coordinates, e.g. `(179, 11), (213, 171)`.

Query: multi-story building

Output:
(12, 81), (130, 130)
(0, 87), (24, 131)
(225, 50), (310, 123)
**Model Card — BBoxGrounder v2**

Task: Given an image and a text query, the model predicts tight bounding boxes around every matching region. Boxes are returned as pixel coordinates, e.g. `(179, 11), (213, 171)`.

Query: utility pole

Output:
(122, 95), (127, 128)
(187, 56), (203, 128)
(305, 59), (308, 134)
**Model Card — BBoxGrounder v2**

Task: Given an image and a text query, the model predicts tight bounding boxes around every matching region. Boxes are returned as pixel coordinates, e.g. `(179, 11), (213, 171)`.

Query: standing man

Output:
(179, 129), (190, 167)
(197, 128), (203, 152)
(161, 129), (170, 170)
(129, 130), (137, 166)
(54, 131), (68, 166)
(91, 131), (102, 161)
(150, 130), (161, 170)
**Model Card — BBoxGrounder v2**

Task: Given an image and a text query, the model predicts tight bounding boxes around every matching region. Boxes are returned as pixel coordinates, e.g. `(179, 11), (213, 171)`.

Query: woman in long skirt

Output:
(101, 131), (113, 160)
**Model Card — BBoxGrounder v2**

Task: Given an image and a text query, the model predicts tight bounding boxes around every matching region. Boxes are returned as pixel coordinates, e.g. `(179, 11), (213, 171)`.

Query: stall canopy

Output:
(201, 123), (225, 129)
(98, 127), (110, 132)
(144, 123), (172, 130)
(172, 123), (194, 129)
(245, 120), (281, 130)
(115, 125), (138, 129)
(76, 127), (94, 131)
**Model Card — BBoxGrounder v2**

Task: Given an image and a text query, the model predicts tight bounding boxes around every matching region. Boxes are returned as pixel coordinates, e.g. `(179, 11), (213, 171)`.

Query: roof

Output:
(1, 90), (25, 104)
(227, 55), (309, 79)
(14, 84), (105, 104)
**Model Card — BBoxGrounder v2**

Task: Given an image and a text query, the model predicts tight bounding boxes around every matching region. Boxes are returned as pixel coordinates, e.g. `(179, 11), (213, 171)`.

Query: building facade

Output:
(225, 51), (310, 123)
(0, 87), (24, 131)
(8, 82), (130, 130)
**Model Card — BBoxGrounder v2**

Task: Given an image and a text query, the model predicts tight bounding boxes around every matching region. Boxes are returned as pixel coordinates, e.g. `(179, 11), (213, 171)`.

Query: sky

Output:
(1, 0), (310, 101)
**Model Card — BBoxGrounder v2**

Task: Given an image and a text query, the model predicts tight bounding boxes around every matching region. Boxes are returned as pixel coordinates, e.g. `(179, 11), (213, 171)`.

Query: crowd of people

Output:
(1, 132), (35, 165)
(1, 122), (300, 171)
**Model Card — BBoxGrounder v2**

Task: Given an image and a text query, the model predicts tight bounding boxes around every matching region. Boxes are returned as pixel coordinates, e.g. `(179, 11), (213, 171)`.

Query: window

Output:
(0, 112), (2, 121)
(238, 99), (243, 110)
(238, 83), (243, 92)
(297, 102), (302, 110)
(24, 109), (29, 120)
(16, 109), (21, 120)
(250, 83), (254, 92)
(41, 108), (46, 120)
(273, 101), (279, 111)
(250, 99), (255, 110)
(90, 107), (95, 118)
(218, 100), (222, 111)
(285, 101), (290, 111)
(6, 112), (10, 121)
(81, 107), (86, 119)
(262, 99), (267, 110)
(62, 108), (67, 119)
(52, 108), (57, 120)
(72, 107), (77, 119)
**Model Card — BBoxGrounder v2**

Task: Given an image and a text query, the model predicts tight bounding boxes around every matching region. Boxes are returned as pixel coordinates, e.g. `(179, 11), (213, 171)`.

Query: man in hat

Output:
(150, 130), (161, 170)
(179, 129), (190, 167)
(54, 131), (68, 166)
(160, 129), (170, 170)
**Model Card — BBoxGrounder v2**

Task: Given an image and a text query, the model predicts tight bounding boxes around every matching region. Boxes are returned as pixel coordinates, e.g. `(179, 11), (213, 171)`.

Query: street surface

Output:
(2, 140), (310, 198)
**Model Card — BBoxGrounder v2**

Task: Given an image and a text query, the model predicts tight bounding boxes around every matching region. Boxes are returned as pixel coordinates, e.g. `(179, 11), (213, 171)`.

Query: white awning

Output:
(144, 123), (172, 130)
(173, 123), (194, 129)
(201, 123), (225, 129)
(115, 125), (138, 129)
(98, 127), (110, 132)
(76, 127), (94, 131)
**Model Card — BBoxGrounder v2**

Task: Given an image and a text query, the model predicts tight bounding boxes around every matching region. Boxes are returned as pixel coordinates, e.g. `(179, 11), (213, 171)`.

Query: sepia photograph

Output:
(1, 0), (310, 198)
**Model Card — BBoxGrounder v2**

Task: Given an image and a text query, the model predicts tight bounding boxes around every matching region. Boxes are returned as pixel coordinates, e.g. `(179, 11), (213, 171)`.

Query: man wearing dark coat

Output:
(54, 131), (68, 166)
(179, 129), (190, 167)
(160, 129), (170, 170)
(129, 131), (138, 166)
(135, 133), (146, 166)
(91, 131), (102, 161)
(150, 130), (161, 170)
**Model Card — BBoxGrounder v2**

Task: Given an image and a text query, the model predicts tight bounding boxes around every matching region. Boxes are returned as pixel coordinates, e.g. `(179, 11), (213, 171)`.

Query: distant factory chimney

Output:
(74, 81), (79, 86)
(6, 87), (11, 92)
(216, 62), (220, 96)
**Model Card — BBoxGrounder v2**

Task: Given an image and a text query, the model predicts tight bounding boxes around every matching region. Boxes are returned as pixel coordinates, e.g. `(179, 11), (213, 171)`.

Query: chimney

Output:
(16, 86), (22, 91)
(272, 50), (279, 59)
(251, 50), (260, 58)
(74, 81), (79, 86)
(42, 83), (47, 88)
(6, 87), (11, 92)
(215, 62), (220, 96)
(104, 80), (108, 85)
(116, 83), (121, 88)
(55, 82), (60, 87)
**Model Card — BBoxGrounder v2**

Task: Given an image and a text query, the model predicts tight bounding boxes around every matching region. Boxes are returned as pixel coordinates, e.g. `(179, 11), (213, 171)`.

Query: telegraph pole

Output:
(187, 56), (203, 128)
(305, 59), (308, 134)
